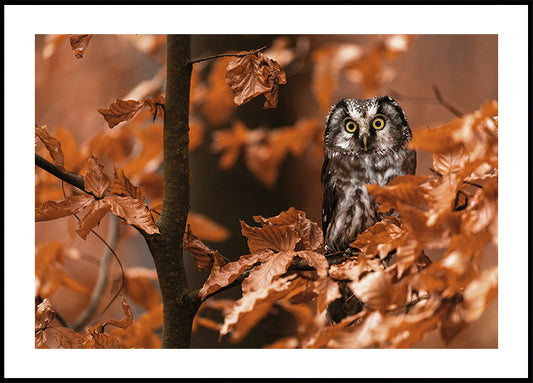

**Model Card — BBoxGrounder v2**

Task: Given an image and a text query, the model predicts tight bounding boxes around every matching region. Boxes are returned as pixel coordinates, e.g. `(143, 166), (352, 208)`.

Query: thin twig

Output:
(72, 215), (120, 331)
(189, 45), (268, 65)
(433, 85), (464, 117)
(35, 153), (88, 195)
(186, 251), (351, 303)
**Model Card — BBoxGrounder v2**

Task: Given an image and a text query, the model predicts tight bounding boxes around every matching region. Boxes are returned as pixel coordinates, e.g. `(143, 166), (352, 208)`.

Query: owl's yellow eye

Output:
(345, 120), (357, 133)
(372, 117), (385, 130)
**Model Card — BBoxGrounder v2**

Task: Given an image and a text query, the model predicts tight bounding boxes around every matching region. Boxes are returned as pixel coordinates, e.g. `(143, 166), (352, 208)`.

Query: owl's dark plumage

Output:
(321, 95), (416, 253)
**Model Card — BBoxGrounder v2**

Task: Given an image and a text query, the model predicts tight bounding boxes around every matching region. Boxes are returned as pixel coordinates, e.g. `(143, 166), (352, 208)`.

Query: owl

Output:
(321, 95), (416, 254)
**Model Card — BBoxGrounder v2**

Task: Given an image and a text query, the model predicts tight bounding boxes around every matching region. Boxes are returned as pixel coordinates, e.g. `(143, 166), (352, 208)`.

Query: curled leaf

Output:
(35, 125), (65, 172)
(70, 34), (93, 58)
(225, 50), (287, 109)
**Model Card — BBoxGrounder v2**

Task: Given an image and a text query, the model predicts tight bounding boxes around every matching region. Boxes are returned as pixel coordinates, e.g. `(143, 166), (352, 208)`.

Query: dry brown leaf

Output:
(314, 277), (341, 313)
(184, 227), (226, 271)
(105, 195), (160, 235)
(350, 216), (404, 259)
(84, 154), (111, 198)
(116, 303), (163, 349)
(241, 221), (300, 253)
(253, 207), (322, 251)
(76, 199), (111, 239)
(219, 274), (299, 337)
(111, 167), (146, 201)
(350, 271), (408, 312)
(198, 250), (245, 300)
(48, 327), (82, 349)
(98, 99), (144, 129)
(225, 50), (287, 109)
(35, 125), (65, 172)
(35, 194), (95, 222)
(35, 298), (56, 331)
(241, 250), (296, 293)
(103, 296), (133, 330)
(69, 34), (93, 58)
(460, 267), (498, 322)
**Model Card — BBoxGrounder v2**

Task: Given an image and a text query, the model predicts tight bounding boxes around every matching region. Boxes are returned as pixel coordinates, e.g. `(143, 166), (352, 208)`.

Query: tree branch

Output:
(189, 45), (267, 65)
(187, 251), (351, 303)
(144, 35), (199, 348)
(35, 153), (86, 193)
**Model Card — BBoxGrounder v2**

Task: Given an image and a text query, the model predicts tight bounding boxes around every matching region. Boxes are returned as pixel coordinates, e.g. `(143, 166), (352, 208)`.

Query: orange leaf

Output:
(187, 212), (230, 243)
(296, 251), (329, 277)
(84, 154), (111, 198)
(105, 195), (160, 235)
(220, 274), (299, 337)
(35, 194), (94, 222)
(241, 220), (300, 253)
(103, 296), (133, 330)
(69, 34), (93, 58)
(349, 271), (408, 312)
(241, 250), (295, 293)
(314, 277), (341, 313)
(225, 50), (287, 109)
(111, 167), (146, 201)
(143, 95), (165, 121)
(48, 327), (82, 349)
(211, 120), (260, 170)
(350, 216), (405, 259)
(35, 299), (56, 331)
(184, 227), (226, 271)
(198, 250), (244, 300)
(253, 207), (323, 251)
(189, 119), (205, 151)
(98, 99), (144, 129)
(76, 199), (111, 240)
(35, 125), (65, 172)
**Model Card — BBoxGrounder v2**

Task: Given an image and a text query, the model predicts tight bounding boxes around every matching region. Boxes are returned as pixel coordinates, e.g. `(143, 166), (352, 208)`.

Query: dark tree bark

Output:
(144, 35), (199, 348)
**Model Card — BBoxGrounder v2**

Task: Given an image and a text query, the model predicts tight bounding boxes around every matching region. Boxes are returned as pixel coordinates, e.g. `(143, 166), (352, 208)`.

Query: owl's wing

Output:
(405, 149), (417, 175)
(320, 157), (337, 239)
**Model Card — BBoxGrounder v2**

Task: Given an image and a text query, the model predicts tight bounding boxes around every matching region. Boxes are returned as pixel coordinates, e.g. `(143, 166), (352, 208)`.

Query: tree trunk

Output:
(145, 34), (198, 348)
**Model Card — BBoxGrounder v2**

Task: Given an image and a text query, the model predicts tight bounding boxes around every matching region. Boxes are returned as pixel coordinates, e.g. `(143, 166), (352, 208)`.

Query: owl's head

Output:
(324, 95), (412, 155)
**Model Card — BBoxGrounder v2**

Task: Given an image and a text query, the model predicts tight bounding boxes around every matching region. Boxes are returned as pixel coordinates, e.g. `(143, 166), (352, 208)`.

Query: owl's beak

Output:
(362, 135), (368, 151)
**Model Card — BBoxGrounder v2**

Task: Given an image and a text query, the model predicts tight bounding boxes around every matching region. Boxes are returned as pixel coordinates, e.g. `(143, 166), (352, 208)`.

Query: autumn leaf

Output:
(349, 270), (408, 312)
(35, 194), (95, 222)
(225, 50), (287, 109)
(111, 167), (146, 201)
(48, 327), (82, 349)
(212, 120), (264, 170)
(102, 296), (133, 330)
(198, 250), (243, 300)
(184, 226), (226, 271)
(241, 220), (300, 253)
(460, 267), (498, 322)
(35, 299), (56, 331)
(143, 95), (165, 121)
(106, 195), (160, 235)
(116, 303), (163, 349)
(98, 99), (145, 129)
(35, 125), (65, 172)
(84, 154), (111, 198)
(219, 274), (299, 338)
(75, 199), (112, 239)
(350, 216), (404, 259)
(314, 277), (341, 313)
(69, 34), (93, 58)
